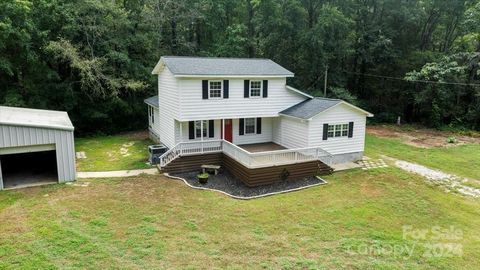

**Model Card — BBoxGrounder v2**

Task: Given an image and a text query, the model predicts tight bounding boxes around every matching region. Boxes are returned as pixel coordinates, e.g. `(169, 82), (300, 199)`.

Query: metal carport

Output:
(0, 106), (76, 190)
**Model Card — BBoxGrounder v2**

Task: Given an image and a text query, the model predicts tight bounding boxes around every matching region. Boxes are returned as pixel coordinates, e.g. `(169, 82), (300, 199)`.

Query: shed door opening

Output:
(0, 150), (58, 189)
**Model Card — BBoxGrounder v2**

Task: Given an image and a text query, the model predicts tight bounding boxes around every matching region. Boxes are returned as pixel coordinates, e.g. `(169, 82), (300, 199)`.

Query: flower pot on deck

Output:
(197, 173), (209, 184)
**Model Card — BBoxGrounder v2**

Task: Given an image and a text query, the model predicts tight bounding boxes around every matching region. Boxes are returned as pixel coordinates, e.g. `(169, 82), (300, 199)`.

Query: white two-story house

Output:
(145, 56), (372, 186)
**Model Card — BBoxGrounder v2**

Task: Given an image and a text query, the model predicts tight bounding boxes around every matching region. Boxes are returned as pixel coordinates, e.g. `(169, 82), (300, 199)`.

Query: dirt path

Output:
(383, 156), (480, 198)
(367, 125), (480, 148)
(77, 168), (159, 179)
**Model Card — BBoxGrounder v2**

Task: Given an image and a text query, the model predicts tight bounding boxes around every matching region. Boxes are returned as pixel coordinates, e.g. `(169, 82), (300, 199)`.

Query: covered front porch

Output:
(175, 117), (277, 147)
(237, 142), (286, 152)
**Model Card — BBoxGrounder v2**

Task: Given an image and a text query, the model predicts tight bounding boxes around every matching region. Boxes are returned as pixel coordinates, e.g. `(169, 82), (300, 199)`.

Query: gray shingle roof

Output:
(159, 56), (294, 76)
(144, 95), (159, 107)
(279, 98), (342, 119)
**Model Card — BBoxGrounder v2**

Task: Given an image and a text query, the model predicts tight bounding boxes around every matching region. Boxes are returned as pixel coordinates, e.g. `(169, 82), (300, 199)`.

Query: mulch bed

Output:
(170, 170), (327, 198)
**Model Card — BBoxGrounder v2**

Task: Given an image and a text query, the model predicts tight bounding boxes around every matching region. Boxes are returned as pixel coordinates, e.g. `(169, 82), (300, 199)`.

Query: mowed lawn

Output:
(75, 132), (154, 172)
(1, 131), (480, 269)
(1, 168), (479, 269)
(366, 135), (480, 180)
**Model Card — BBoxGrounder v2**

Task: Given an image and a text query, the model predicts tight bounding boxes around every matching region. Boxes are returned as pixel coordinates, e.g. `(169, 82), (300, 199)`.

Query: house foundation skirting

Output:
(330, 151), (364, 164)
(148, 128), (161, 144)
(161, 153), (332, 187)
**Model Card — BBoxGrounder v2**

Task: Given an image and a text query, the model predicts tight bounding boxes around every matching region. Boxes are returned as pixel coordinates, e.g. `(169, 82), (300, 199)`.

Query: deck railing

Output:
(159, 140), (223, 167)
(159, 140), (332, 168)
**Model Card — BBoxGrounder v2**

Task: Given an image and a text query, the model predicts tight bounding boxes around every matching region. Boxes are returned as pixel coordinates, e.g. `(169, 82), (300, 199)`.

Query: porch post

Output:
(222, 119), (224, 140)
(200, 120), (204, 153)
(0, 159), (3, 190)
(179, 121), (183, 142)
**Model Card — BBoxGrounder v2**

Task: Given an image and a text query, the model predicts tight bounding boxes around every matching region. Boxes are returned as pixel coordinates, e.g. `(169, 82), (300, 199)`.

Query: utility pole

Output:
(324, 65), (328, 97)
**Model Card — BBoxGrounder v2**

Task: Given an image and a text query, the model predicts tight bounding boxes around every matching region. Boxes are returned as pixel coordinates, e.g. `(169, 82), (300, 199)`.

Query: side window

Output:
(328, 123), (349, 138)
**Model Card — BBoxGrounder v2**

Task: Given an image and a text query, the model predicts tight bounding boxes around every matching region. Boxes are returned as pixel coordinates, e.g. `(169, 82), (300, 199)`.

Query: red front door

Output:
(223, 119), (233, 142)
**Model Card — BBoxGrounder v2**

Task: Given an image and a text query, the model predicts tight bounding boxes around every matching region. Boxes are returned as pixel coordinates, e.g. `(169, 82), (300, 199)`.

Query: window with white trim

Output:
(245, 118), (256, 134)
(195, 120), (208, 138)
(209, 80), (223, 98)
(327, 123), (349, 138)
(250, 80), (262, 97)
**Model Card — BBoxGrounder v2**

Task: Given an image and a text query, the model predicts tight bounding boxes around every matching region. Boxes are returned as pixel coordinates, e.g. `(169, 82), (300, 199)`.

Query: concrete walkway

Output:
(77, 168), (159, 179)
(331, 162), (362, 172)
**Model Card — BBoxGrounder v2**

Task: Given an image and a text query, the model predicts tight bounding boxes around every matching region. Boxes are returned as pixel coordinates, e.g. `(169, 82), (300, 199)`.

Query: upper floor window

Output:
(327, 123), (349, 138)
(209, 80), (223, 98)
(245, 118), (256, 134)
(250, 80), (262, 97)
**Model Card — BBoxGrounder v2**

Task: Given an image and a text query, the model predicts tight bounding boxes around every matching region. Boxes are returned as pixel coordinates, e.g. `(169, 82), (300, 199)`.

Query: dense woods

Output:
(1, 0), (479, 134)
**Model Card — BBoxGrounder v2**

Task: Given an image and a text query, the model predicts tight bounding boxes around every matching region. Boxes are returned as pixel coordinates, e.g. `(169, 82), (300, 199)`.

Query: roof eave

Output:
(173, 74), (294, 78)
(308, 101), (374, 120)
(144, 100), (159, 108)
(285, 85), (313, 99)
(278, 113), (309, 121)
(0, 122), (74, 131)
(151, 58), (166, 75)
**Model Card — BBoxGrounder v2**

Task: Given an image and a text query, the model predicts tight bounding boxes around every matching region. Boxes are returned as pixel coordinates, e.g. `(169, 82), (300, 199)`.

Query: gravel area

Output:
(393, 159), (480, 198)
(170, 171), (327, 198)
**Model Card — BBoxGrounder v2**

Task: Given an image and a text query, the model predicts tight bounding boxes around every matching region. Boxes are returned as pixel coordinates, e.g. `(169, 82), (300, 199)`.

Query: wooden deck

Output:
(163, 153), (333, 187)
(237, 142), (286, 153)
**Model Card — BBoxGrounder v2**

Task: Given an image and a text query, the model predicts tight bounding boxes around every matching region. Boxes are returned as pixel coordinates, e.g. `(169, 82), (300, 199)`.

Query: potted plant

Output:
(197, 172), (209, 184)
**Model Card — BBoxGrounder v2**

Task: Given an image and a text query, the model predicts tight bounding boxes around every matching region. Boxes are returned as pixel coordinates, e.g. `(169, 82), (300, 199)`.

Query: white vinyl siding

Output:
(308, 103), (366, 155)
(157, 67), (179, 148)
(232, 118), (273, 145)
(273, 116), (309, 149)
(177, 78), (305, 120)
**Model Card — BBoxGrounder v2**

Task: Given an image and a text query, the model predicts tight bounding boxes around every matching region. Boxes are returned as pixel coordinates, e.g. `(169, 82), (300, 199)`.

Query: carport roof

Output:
(0, 106), (74, 131)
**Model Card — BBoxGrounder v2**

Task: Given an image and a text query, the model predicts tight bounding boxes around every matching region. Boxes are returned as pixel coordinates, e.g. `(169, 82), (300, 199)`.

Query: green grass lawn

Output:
(75, 132), (154, 172)
(0, 169), (479, 269)
(366, 135), (480, 180)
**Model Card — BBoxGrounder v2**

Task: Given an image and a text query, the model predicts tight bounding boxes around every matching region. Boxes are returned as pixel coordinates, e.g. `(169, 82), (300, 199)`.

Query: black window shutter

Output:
(244, 80), (250, 98)
(189, 121), (195, 139)
(209, 120), (214, 138)
(323, 124), (329, 140)
(348, 122), (354, 138)
(202, 80), (208, 99)
(262, 80), (268, 98)
(256, 118), (262, 134)
(239, 118), (245, 135)
(223, 80), (229, 98)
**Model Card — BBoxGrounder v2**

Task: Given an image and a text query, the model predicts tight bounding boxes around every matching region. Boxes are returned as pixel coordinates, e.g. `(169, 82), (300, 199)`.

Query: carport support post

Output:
(0, 159), (3, 190)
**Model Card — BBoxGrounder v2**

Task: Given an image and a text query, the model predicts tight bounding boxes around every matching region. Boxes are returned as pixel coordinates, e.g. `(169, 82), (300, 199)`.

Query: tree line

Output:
(1, 0), (479, 134)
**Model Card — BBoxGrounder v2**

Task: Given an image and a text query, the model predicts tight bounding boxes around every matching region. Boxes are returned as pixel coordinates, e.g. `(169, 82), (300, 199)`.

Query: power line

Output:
(342, 70), (480, 87)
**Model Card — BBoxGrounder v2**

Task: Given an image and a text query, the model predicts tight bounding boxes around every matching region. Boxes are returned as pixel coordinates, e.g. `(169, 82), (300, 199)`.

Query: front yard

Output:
(1, 126), (479, 269)
(1, 168), (479, 269)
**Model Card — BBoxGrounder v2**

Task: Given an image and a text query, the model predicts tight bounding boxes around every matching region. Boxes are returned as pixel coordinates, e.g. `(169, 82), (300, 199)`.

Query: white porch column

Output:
(200, 120), (204, 141)
(179, 121), (183, 142)
(222, 119), (225, 140)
